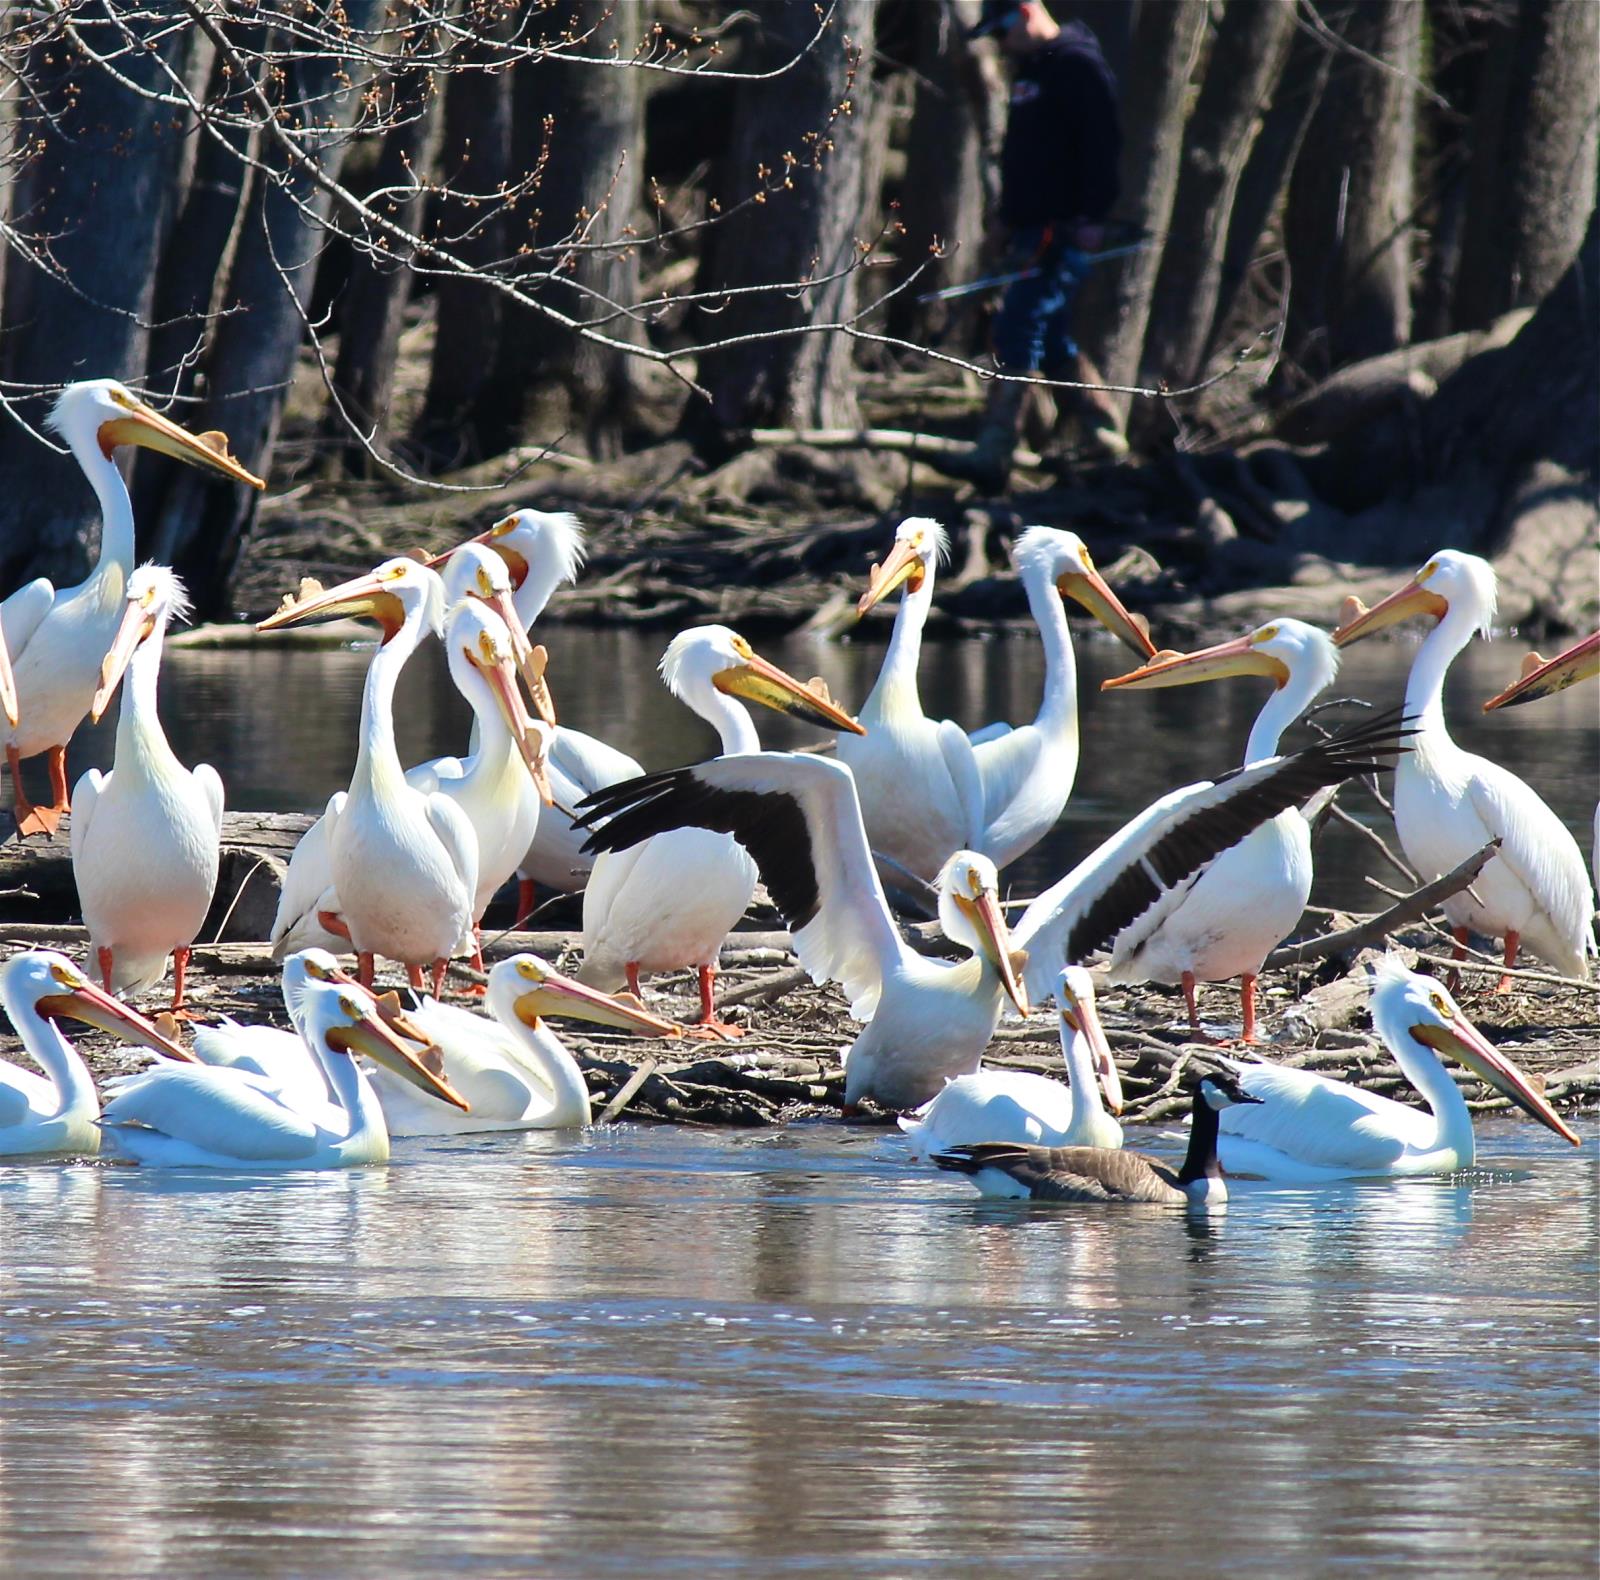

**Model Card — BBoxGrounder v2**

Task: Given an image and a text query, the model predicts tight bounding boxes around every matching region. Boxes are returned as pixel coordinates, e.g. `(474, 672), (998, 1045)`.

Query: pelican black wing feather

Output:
(575, 766), (823, 930)
(1062, 706), (1413, 964)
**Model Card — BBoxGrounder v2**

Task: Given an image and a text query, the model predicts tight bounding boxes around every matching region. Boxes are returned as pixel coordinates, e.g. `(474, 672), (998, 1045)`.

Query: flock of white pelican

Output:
(0, 379), (1590, 1202)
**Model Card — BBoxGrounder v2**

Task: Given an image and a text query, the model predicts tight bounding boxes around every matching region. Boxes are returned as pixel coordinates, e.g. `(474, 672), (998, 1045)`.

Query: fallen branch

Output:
(1266, 840), (1501, 967)
(748, 426), (1046, 472)
(1324, 801), (1420, 886)
(595, 1059), (659, 1125)
(1411, 952), (1600, 995)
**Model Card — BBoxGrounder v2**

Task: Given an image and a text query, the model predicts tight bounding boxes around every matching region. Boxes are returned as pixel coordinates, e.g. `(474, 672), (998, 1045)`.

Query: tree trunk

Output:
(133, 47), (262, 528)
(1076, 0), (1206, 428)
(1454, 0), (1600, 330)
(1207, 21), (1332, 363)
(146, 0), (387, 612)
(1309, 193), (1597, 572)
(886, 0), (989, 345)
(686, 0), (877, 441)
(472, 0), (646, 461)
(412, 21), (515, 467)
(321, 62), (446, 474)
(1139, 0), (1298, 393)
(0, 16), (195, 585)
(1283, 0), (1421, 374)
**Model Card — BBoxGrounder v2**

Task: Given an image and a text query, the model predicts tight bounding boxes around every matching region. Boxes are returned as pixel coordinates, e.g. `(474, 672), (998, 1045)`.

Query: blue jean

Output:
(991, 227), (1091, 374)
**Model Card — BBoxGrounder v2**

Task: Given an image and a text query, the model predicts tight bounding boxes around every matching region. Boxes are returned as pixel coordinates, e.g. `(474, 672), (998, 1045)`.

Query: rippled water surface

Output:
(2, 1121), (1595, 1578)
(10, 628), (1599, 1576)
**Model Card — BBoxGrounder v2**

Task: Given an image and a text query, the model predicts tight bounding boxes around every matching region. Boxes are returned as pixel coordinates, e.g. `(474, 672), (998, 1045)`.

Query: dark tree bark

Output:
(1076, 0), (1206, 427)
(1454, 0), (1600, 330)
(412, 22), (514, 466)
(1411, 0), (1494, 342)
(1139, 0), (1297, 393)
(1306, 190), (1598, 571)
(1283, 0), (1421, 373)
(133, 47), (260, 528)
(886, 0), (991, 345)
(687, 0), (877, 440)
(321, 63), (446, 474)
(145, 0), (387, 610)
(1206, 21), (1332, 362)
(0, 16), (195, 584)
(473, 0), (646, 460)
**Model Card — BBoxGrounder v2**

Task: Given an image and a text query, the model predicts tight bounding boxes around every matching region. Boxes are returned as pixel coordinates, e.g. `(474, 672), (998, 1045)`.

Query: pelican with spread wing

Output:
(1097, 618), (1340, 1041)
(576, 625), (866, 1036)
(577, 710), (1413, 1109)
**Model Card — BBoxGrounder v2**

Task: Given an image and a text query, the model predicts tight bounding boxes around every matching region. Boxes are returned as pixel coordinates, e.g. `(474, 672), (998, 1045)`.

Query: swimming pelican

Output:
(0, 948), (193, 1158)
(441, 509), (640, 908)
(100, 976), (468, 1168)
(841, 518), (1154, 883)
(933, 1069), (1262, 1206)
(1098, 619), (1340, 1041)
(69, 567), (222, 1009)
(576, 708), (1412, 1108)
(1214, 959), (1581, 1180)
(577, 625), (866, 1035)
(967, 527), (1156, 869)
(189, 947), (418, 1110)
(3, 380), (262, 835)
(371, 953), (680, 1136)
(270, 552), (551, 966)
(1483, 630), (1600, 894)
(1334, 551), (1594, 986)
(899, 965), (1123, 1159)
(257, 559), (478, 994)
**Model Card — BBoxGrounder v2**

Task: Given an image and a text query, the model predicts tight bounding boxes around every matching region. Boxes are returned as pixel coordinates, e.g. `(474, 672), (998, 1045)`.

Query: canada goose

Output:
(932, 1069), (1263, 1206)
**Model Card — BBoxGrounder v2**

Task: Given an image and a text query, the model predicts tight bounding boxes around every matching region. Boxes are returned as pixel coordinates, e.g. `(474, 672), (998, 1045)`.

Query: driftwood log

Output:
(0, 809), (314, 942)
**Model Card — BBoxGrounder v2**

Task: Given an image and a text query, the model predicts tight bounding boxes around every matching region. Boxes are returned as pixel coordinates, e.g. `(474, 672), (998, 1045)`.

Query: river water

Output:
(1, 1120), (1595, 1577)
(3, 628), (1597, 1577)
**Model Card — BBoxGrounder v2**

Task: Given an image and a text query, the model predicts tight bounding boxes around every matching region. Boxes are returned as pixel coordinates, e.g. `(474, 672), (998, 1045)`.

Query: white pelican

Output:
(100, 976), (468, 1168)
(257, 559), (478, 994)
(899, 965), (1123, 1159)
(441, 508), (640, 909)
(1334, 551), (1594, 986)
(3, 380), (262, 835)
(269, 551), (551, 967)
(189, 947), (406, 1110)
(69, 567), (222, 1009)
(371, 953), (680, 1136)
(1483, 629), (1600, 894)
(1098, 619), (1340, 1041)
(841, 517), (1154, 883)
(577, 625), (866, 1035)
(967, 527), (1156, 869)
(576, 708), (1413, 1108)
(0, 948), (193, 1158)
(932, 1069), (1263, 1205)
(1215, 959), (1581, 1181)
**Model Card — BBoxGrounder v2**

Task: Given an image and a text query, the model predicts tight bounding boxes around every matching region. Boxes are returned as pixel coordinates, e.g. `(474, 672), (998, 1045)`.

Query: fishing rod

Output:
(915, 238), (1152, 303)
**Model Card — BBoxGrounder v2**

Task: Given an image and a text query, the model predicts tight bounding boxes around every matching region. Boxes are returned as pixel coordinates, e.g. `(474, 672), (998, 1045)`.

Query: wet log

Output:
(0, 810), (315, 942)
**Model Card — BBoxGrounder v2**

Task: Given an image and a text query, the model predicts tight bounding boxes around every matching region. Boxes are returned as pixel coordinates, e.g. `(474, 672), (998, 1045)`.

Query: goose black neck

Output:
(1176, 1092), (1223, 1187)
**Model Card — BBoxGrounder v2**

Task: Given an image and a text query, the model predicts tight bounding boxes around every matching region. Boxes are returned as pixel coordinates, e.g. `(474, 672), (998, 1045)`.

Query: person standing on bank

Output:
(952, 0), (1126, 492)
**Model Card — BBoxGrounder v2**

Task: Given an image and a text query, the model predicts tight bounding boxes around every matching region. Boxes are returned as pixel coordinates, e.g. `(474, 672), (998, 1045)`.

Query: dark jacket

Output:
(998, 22), (1122, 230)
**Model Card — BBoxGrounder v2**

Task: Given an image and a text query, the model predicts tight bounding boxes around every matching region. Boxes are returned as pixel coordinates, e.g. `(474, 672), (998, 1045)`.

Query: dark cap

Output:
(968, 1), (1024, 40)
